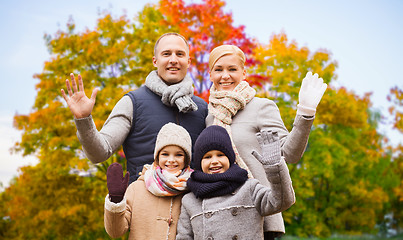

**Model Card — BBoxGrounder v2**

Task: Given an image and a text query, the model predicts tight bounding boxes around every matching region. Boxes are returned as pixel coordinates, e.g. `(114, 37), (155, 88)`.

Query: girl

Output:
(104, 123), (193, 240)
(176, 125), (295, 240)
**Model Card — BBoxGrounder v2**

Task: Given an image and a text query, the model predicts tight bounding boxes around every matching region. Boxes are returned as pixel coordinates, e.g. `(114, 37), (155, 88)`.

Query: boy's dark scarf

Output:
(187, 165), (248, 199)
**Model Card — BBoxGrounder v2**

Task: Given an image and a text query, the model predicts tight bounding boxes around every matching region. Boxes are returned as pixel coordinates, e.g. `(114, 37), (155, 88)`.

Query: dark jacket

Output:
(123, 86), (207, 183)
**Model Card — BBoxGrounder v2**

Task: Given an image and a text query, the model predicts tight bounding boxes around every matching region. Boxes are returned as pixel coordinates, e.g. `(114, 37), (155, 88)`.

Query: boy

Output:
(176, 125), (295, 239)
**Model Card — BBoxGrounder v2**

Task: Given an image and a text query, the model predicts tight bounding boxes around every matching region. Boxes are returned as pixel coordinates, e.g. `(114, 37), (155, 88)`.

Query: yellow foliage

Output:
(3, 1), (401, 239)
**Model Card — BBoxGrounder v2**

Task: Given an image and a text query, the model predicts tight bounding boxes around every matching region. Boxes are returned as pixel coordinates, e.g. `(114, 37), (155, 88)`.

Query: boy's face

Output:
(152, 35), (191, 85)
(158, 145), (186, 175)
(201, 150), (230, 174)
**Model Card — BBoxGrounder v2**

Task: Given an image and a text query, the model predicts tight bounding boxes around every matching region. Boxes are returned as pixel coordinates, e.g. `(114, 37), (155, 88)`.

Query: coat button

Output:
(231, 208), (238, 216)
(207, 236), (214, 240)
(232, 235), (238, 240)
(205, 212), (213, 218)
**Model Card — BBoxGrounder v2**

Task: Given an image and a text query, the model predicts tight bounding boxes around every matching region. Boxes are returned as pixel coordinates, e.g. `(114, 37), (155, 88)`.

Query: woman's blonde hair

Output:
(208, 45), (246, 71)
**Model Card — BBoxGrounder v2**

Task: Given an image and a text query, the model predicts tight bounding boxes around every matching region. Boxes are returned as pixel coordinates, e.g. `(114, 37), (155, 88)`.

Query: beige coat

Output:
(206, 97), (314, 235)
(104, 173), (183, 240)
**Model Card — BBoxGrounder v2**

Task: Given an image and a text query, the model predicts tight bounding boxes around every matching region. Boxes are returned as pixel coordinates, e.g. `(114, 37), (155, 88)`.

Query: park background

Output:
(0, 0), (402, 239)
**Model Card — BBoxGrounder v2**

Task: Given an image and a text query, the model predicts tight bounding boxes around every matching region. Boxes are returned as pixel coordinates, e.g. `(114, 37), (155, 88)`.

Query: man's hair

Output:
(154, 32), (190, 56)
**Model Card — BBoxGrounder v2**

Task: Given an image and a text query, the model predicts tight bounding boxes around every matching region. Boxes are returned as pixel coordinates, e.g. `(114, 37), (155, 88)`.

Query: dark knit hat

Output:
(193, 125), (235, 171)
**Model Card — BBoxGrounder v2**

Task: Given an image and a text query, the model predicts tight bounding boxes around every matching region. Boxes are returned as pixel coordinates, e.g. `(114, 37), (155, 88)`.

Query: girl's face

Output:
(209, 54), (246, 91)
(158, 145), (186, 174)
(201, 150), (230, 174)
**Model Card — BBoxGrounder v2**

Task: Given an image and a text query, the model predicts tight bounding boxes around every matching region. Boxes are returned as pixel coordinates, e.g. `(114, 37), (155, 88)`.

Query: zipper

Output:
(174, 108), (180, 125)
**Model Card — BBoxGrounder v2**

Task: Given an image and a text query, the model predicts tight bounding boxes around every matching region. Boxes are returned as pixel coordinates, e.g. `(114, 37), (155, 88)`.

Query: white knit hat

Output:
(154, 123), (192, 167)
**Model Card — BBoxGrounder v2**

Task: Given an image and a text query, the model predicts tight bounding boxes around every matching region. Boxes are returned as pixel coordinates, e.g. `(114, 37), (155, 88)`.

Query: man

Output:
(61, 33), (208, 183)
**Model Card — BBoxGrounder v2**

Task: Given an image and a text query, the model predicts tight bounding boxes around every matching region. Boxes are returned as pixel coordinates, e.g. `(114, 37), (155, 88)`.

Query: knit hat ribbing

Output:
(193, 125), (235, 171)
(154, 123), (192, 167)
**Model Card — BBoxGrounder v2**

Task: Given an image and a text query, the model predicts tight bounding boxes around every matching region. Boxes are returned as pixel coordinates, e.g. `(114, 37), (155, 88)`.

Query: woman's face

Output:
(209, 54), (246, 91)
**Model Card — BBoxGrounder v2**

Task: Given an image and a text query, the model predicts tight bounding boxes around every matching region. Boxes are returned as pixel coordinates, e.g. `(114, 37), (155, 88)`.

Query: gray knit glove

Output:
(251, 130), (281, 165)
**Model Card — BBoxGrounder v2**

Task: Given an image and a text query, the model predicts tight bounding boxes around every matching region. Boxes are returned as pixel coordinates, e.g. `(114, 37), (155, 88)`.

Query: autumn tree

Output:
(289, 90), (396, 237)
(2, 11), (144, 239)
(388, 86), (403, 134)
(250, 32), (337, 126)
(386, 86), (403, 233)
(2, 0), (401, 238)
(0, 164), (111, 239)
(1, 1), (255, 239)
(3, 4), (171, 239)
(158, 0), (260, 100)
(250, 33), (400, 237)
(388, 144), (403, 234)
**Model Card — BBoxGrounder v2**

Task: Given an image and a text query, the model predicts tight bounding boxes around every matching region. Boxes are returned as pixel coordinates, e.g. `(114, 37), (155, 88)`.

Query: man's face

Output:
(153, 35), (191, 85)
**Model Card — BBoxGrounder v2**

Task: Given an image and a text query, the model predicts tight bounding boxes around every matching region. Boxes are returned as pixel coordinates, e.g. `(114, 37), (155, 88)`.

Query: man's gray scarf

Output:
(145, 70), (198, 113)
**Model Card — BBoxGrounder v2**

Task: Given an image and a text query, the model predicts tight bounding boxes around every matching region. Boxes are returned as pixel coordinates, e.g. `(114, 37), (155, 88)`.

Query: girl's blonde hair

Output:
(208, 45), (246, 71)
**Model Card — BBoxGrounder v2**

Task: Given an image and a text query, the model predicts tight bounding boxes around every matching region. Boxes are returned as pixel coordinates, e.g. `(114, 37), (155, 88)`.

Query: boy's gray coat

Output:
(176, 159), (295, 240)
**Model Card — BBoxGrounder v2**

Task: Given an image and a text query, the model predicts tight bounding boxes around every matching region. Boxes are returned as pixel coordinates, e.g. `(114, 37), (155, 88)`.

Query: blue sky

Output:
(1, 0), (402, 188)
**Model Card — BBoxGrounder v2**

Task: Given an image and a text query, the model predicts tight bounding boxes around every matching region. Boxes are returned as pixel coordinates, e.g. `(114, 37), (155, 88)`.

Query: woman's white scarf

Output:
(145, 70), (198, 113)
(144, 163), (193, 197)
(208, 81), (256, 178)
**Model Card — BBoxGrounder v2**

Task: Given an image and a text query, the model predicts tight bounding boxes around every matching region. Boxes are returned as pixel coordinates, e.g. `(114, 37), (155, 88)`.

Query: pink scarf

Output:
(144, 163), (193, 197)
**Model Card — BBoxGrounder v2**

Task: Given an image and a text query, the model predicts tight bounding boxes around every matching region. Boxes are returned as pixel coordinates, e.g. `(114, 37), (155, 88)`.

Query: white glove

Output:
(297, 72), (327, 116)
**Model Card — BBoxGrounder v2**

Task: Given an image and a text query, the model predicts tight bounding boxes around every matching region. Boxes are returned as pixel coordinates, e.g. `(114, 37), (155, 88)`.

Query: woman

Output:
(206, 45), (327, 239)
